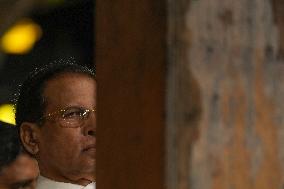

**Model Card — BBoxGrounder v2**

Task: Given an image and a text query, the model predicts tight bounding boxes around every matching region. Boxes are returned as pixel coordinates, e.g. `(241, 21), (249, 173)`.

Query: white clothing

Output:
(36, 175), (96, 189)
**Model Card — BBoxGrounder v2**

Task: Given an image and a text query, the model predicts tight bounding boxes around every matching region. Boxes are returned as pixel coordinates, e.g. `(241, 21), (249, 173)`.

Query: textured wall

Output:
(167, 0), (284, 188)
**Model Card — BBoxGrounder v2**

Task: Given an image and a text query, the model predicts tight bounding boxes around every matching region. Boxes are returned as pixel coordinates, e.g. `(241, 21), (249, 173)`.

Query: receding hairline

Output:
(41, 69), (95, 89)
(45, 71), (95, 81)
(40, 71), (96, 108)
(42, 71), (96, 91)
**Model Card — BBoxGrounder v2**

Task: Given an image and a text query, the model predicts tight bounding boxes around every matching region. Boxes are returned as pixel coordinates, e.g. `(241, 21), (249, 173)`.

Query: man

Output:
(0, 121), (39, 189)
(16, 62), (96, 189)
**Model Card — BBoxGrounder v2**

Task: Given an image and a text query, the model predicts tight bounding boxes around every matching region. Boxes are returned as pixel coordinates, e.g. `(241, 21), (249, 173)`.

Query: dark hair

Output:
(0, 121), (22, 171)
(15, 61), (96, 127)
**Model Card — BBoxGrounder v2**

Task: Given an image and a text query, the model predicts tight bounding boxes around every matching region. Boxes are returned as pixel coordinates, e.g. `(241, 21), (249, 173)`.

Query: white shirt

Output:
(36, 175), (96, 189)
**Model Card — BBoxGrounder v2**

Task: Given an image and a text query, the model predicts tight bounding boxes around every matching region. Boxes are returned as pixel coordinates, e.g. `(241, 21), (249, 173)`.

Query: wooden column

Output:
(96, 1), (167, 189)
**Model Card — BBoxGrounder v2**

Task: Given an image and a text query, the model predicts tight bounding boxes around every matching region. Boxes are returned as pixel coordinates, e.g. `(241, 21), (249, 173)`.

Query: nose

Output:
(83, 110), (96, 136)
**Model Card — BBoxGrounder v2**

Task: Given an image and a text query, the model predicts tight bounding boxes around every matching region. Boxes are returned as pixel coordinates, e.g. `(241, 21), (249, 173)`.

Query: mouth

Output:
(83, 144), (96, 156)
(83, 144), (96, 151)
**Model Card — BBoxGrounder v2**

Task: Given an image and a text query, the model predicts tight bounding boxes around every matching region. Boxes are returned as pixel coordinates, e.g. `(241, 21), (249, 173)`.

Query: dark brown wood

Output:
(96, 1), (167, 189)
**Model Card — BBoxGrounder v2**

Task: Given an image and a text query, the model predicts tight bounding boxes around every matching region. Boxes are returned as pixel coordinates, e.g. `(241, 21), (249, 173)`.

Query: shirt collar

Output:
(36, 175), (96, 189)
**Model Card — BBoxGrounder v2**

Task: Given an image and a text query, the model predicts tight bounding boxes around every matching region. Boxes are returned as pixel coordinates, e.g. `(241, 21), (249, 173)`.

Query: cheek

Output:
(41, 127), (83, 155)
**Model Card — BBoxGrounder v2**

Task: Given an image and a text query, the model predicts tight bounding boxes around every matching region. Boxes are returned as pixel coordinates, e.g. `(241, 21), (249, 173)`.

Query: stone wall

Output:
(167, 0), (284, 188)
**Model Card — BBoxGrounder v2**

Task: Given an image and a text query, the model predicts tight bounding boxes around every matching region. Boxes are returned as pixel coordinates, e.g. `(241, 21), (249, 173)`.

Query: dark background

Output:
(0, 0), (94, 105)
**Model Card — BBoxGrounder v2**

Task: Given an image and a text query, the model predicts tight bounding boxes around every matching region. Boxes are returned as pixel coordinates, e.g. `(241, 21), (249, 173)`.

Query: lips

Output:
(83, 144), (96, 152)
(83, 144), (96, 158)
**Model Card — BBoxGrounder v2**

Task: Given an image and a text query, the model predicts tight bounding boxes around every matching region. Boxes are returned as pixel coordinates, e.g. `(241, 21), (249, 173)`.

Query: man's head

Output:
(16, 62), (96, 185)
(0, 121), (39, 189)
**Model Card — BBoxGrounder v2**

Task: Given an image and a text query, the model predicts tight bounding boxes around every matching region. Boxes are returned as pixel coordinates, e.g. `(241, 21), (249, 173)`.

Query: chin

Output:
(80, 159), (95, 173)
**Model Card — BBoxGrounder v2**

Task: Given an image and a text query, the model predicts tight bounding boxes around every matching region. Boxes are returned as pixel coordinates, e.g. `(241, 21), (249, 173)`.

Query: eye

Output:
(61, 108), (84, 119)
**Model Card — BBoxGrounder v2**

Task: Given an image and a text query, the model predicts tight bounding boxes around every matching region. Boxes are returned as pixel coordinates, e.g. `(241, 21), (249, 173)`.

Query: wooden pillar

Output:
(95, 1), (167, 189)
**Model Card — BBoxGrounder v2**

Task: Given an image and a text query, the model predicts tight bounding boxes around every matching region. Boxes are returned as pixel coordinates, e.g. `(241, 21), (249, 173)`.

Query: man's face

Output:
(0, 154), (39, 189)
(37, 73), (96, 182)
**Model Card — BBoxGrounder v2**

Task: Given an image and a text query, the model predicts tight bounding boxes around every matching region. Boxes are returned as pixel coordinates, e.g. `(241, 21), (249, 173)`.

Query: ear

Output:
(20, 122), (40, 156)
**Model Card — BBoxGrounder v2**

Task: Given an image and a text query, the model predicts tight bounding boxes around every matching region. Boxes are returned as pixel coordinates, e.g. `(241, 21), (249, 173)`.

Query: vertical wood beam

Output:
(96, 1), (167, 189)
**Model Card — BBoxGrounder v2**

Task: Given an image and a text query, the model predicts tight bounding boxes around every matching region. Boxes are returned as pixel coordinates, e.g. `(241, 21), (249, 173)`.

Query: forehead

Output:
(43, 73), (96, 109)
(0, 154), (39, 186)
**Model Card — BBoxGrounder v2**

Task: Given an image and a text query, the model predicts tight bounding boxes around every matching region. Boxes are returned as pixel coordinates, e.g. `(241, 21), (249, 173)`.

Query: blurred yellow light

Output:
(1, 19), (42, 54)
(0, 104), (16, 125)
